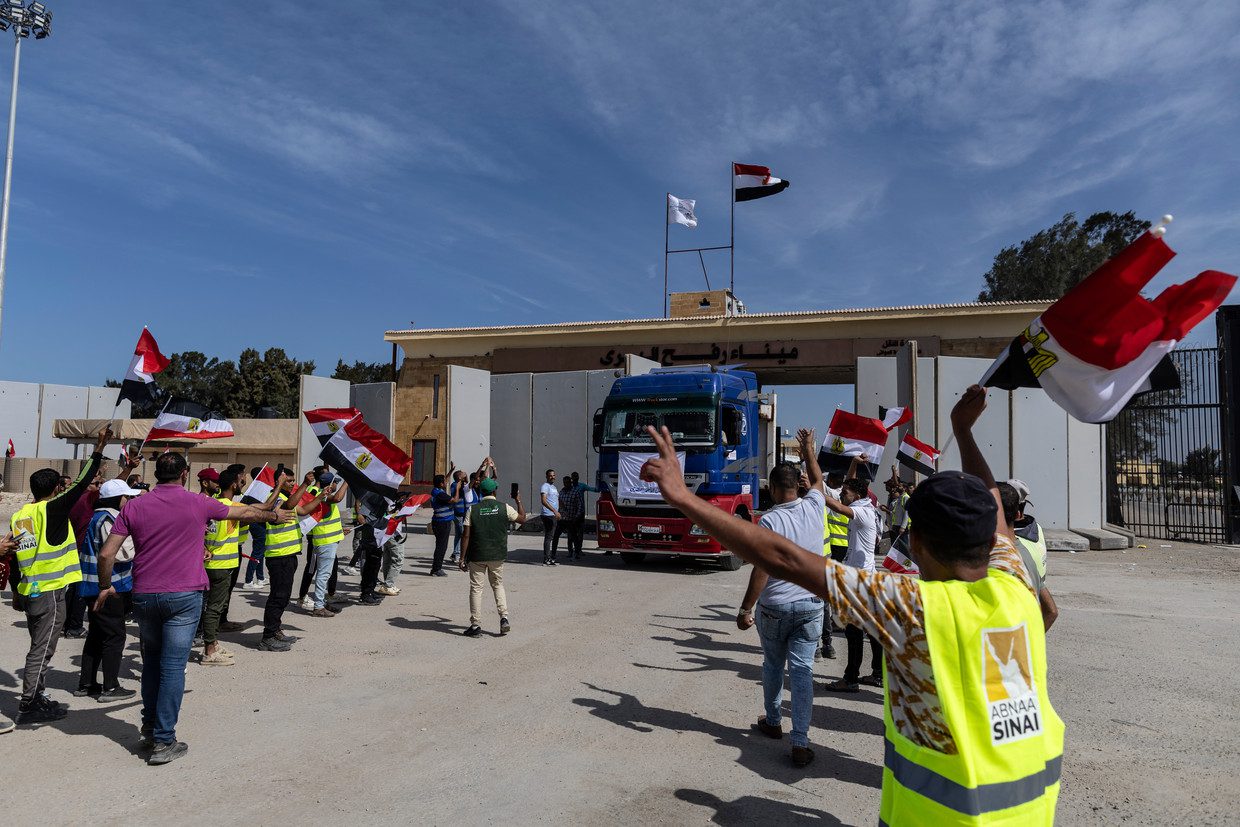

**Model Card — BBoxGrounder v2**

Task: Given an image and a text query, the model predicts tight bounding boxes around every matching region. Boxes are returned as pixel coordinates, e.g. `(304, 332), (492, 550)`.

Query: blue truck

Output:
(591, 365), (771, 569)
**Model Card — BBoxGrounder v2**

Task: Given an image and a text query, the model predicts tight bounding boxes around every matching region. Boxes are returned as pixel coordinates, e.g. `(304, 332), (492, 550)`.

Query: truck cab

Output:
(592, 366), (762, 569)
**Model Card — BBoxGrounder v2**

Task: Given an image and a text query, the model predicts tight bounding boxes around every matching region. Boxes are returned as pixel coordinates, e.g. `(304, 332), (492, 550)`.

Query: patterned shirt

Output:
(822, 534), (1036, 754)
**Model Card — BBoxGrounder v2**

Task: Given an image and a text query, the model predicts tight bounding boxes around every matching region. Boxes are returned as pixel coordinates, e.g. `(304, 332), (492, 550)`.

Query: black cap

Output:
(906, 471), (997, 547)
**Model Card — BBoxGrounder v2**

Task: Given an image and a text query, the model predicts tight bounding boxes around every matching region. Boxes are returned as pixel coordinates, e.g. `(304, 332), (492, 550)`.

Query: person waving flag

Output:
(117, 328), (170, 406)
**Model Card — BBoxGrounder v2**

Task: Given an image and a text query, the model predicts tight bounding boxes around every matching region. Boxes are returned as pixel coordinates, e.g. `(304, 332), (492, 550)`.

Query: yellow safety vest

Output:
(1017, 525), (1048, 581)
(265, 496), (303, 558)
(309, 499), (344, 547)
(880, 569), (1064, 825)
(204, 496), (241, 570)
(10, 500), (82, 597)
(825, 509), (849, 553)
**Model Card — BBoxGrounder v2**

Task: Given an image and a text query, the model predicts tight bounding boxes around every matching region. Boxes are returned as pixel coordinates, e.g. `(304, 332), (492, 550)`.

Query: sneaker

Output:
(74, 684), (103, 698)
(201, 650), (235, 666)
(310, 608), (336, 618)
(448, 556), (459, 565)
(463, 625), (483, 637)
(542, 560), (552, 567)
(359, 594), (383, 606)
(274, 631), (299, 644)
(148, 741), (189, 765)
(63, 627), (87, 639)
(754, 717), (783, 739)
(218, 621), (246, 633)
(791, 746), (815, 768)
(550, 560), (559, 566)
(254, 578), (269, 590)
(823, 643), (837, 660)
(299, 596), (315, 610)
(432, 570), (447, 577)
(327, 594), (350, 606)
(257, 637), (292, 652)
(376, 585), (399, 596)
(97, 686), (138, 701)
(192, 634), (205, 647)
(822, 678), (860, 693)
(35, 693), (66, 714)
(499, 617), (511, 635)
(859, 673), (883, 688)
(139, 726), (154, 749)
(338, 566), (359, 577)
(15, 701), (66, 725)
(0, 717), (14, 735)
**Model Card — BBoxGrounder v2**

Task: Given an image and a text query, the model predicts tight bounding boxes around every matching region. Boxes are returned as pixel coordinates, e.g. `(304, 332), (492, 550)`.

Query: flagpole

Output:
(729, 161), (735, 297)
(663, 192), (669, 318)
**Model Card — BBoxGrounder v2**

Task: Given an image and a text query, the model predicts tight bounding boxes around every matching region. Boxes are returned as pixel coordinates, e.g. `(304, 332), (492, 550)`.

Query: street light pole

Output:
(0, 29), (22, 347)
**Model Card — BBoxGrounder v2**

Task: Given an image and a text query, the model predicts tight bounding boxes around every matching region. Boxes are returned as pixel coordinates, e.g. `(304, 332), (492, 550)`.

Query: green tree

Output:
(332, 359), (392, 384)
(1183, 446), (1221, 482)
(977, 211), (1151, 302)
(233, 348), (316, 418)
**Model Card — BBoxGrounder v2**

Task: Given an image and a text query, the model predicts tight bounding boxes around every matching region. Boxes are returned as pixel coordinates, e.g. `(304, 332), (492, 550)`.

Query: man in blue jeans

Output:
(94, 453), (289, 765)
(737, 428), (826, 768)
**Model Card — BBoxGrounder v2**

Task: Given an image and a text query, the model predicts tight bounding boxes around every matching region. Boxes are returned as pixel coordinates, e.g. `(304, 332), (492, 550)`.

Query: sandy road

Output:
(0, 530), (1237, 825)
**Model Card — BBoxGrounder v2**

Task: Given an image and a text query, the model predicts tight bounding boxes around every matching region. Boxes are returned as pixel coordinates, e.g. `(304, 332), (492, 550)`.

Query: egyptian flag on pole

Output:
(320, 416), (412, 500)
(117, 328), (171, 406)
(298, 491), (330, 534)
(981, 227), (1236, 423)
(374, 493), (430, 547)
(733, 163), (790, 202)
(5, 438), (14, 458)
(879, 406), (912, 431)
(242, 464), (276, 503)
(304, 408), (361, 445)
(147, 398), (234, 441)
(897, 434), (940, 477)
(818, 409), (887, 481)
(882, 540), (920, 576)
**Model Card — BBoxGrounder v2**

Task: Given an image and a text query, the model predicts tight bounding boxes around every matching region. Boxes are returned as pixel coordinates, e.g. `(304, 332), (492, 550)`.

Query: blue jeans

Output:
(311, 542), (338, 608)
(133, 591), (203, 745)
(452, 516), (465, 558)
(755, 597), (824, 748)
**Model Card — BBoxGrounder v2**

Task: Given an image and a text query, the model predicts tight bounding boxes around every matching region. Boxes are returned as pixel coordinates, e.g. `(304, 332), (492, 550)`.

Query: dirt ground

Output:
(0, 529), (1237, 825)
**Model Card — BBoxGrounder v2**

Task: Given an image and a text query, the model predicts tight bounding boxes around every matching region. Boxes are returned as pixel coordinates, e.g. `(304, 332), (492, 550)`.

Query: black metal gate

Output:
(1105, 348), (1225, 543)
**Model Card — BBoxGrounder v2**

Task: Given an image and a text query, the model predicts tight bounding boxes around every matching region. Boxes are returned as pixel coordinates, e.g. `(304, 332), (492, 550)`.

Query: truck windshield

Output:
(602, 400), (716, 447)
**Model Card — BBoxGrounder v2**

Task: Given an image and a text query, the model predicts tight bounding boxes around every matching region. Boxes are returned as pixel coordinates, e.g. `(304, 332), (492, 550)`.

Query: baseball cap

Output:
(1005, 478), (1032, 505)
(197, 468), (220, 482)
(480, 478), (498, 494)
(100, 479), (144, 498)
(317, 471), (337, 486)
(906, 471), (998, 547)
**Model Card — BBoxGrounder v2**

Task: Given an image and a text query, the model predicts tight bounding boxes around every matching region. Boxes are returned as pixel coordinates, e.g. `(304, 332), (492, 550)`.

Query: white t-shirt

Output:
(540, 482), (559, 516)
(844, 498), (880, 572)
(757, 489), (826, 605)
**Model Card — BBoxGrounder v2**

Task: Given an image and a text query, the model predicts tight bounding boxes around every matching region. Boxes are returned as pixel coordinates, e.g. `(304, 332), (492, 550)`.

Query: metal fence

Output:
(1105, 348), (1225, 543)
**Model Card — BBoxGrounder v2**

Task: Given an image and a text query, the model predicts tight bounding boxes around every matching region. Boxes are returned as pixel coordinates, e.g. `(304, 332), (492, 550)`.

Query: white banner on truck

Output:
(618, 450), (686, 501)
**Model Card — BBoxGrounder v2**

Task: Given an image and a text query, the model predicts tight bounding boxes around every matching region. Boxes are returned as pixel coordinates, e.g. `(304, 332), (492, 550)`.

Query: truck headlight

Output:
(689, 525), (707, 536)
(598, 520), (616, 533)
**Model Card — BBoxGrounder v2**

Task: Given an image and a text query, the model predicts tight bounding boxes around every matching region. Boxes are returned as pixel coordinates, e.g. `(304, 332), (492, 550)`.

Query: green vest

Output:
(880, 569), (1064, 825)
(468, 498), (510, 562)
(204, 495), (241, 569)
(265, 496), (302, 558)
(10, 500), (82, 596)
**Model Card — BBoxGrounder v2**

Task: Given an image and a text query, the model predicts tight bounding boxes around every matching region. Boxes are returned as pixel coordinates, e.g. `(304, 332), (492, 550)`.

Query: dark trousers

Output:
(262, 555), (299, 639)
(561, 518), (585, 558)
(22, 588), (66, 702)
(63, 580), (87, 635)
(201, 568), (234, 645)
(542, 516), (559, 561)
(431, 520), (452, 573)
(80, 591), (132, 690)
(824, 545), (848, 645)
(843, 624), (882, 683)
(349, 532), (365, 568)
(221, 565), (240, 624)
(298, 540), (316, 600)
(359, 543), (384, 597)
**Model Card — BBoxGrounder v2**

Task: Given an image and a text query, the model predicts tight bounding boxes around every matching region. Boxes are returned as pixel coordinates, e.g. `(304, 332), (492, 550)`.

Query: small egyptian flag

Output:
(147, 398), (234, 441)
(374, 493), (430, 547)
(818, 410), (887, 481)
(981, 227), (1235, 423)
(880, 406), (912, 431)
(5, 438), (14, 458)
(117, 328), (171, 407)
(897, 434), (940, 477)
(298, 490), (329, 534)
(304, 408), (361, 446)
(242, 464), (276, 503)
(320, 416), (412, 500)
(882, 539), (919, 576)
(733, 163), (790, 202)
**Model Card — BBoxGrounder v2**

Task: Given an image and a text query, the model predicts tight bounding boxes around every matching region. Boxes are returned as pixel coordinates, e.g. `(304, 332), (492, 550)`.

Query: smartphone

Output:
(510, 482), (520, 499)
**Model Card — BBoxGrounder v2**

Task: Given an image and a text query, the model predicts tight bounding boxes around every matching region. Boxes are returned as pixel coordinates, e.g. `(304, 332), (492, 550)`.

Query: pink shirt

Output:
(111, 484), (230, 594)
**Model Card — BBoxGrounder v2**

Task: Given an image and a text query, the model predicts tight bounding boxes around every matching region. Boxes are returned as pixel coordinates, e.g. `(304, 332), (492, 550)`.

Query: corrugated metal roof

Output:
(385, 300), (1050, 337)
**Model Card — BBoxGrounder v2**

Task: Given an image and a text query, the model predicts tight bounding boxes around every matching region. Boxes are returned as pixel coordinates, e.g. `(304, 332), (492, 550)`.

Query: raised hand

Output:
(951, 384), (988, 433)
(639, 426), (689, 505)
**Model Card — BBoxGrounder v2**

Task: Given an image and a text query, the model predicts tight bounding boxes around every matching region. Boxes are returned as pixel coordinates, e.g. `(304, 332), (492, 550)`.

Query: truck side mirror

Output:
(592, 409), (603, 451)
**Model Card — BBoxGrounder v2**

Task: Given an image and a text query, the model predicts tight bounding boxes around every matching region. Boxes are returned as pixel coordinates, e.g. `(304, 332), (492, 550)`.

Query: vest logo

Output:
(186, 418), (201, 432)
(13, 517), (36, 551)
(830, 436), (845, 454)
(356, 452), (373, 470)
(982, 622), (1043, 745)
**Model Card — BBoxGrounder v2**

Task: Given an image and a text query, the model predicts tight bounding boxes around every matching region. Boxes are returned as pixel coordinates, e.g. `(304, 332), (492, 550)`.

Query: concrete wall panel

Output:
(934, 357), (1010, 480)
(855, 357), (898, 473)
(1011, 389), (1069, 529)
(1067, 416), (1104, 529)
(86, 386), (131, 420)
(448, 366), (491, 474)
(532, 372), (589, 516)
(624, 354), (659, 375)
(351, 382), (395, 438)
(298, 375), (350, 473)
(489, 374), (533, 505)
(37, 385), (89, 459)
(0, 381), (40, 458)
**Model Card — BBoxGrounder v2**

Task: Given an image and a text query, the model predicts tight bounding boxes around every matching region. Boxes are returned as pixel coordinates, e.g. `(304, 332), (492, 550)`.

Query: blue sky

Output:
(0, 1), (1238, 431)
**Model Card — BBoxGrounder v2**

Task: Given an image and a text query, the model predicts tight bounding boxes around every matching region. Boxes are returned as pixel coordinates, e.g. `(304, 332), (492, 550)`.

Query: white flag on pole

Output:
(667, 194), (698, 228)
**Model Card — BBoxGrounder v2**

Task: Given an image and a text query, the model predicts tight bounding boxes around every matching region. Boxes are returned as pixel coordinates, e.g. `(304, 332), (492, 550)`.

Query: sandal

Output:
(823, 678), (860, 693)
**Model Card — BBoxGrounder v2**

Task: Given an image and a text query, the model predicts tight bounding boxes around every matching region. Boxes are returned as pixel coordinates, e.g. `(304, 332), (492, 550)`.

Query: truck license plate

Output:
(638, 525), (662, 534)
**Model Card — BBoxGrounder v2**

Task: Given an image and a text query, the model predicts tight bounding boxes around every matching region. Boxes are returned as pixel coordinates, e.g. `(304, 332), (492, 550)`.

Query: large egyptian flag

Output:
(733, 163), (790, 202)
(320, 416), (412, 501)
(147, 398), (234, 441)
(374, 493), (430, 547)
(981, 229), (1235, 423)
(896, 434), (940, 477)
(117, 328), (171, 407)
(304, 408), (361, 445)
(818, 409), (887, 481)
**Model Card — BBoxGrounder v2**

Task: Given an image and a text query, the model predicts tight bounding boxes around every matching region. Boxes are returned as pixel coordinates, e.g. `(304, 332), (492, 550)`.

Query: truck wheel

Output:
(721, 553), (744, 571)
(619, 552), (646, 566)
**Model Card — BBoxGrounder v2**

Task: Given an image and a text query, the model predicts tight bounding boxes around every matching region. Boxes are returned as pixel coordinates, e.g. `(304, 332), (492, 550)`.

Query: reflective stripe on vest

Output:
(205, 497), (241, 569)
(826, 509), (849, 549)
(10, 500), (83, 596)
(310, 502), (344, 546)
(880, 568), (1065, 825)
(265, 524), (302, 557)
